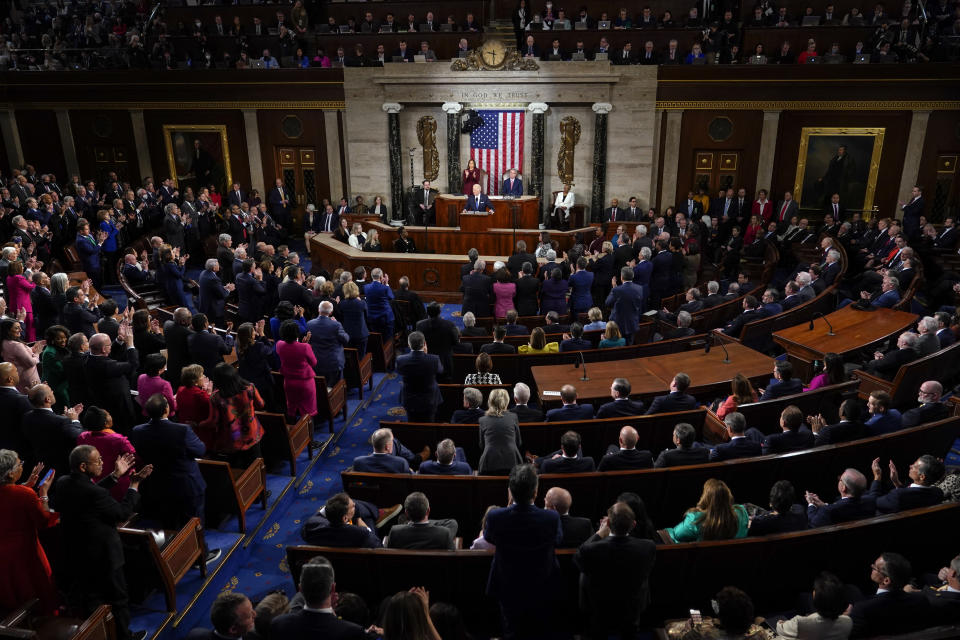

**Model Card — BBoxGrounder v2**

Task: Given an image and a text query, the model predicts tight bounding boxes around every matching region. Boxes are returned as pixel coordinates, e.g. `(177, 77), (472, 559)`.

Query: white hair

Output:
(636, 225), (647, 237)
(707, 280), (719, 294)
(205, 258), (218, 270)
(796, 272), (811, 286)
(640, 247), (652, 260)
(513, 382), (531, 404)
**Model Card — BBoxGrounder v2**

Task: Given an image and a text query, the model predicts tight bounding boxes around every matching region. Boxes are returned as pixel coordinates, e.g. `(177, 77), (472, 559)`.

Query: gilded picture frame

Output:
(162, 124), (233, 195)
(793, 127), (884, 216)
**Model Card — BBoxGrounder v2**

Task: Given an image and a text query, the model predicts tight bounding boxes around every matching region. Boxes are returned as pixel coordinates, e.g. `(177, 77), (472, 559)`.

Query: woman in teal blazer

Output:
(664, 478), (749, 543)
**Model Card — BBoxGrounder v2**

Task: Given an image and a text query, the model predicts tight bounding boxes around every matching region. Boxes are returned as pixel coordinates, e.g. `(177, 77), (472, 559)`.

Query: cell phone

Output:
(37, 468), (54, 487)
(690, 609), (702, 625)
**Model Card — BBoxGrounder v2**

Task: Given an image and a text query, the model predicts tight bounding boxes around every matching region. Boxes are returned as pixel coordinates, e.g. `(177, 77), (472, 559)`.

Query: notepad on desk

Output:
(542, 390), (562, 396)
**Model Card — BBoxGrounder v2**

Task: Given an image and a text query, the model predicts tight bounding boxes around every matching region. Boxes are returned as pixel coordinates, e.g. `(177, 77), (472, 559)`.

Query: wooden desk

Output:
(773, 306), (918, 379)
(434, 194), (540, 229)
(531, 343), (774, 407)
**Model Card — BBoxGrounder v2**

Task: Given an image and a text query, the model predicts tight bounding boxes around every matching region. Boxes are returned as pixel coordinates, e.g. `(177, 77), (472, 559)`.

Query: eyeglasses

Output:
(871, 562), (888, 576)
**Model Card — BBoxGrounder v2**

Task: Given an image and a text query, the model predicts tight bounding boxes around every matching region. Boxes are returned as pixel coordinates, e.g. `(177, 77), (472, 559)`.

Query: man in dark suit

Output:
(849, 553), (933, 637)
(397, 331), (443, 422)
(484, 464), (562, 638)
(753, 405), (814, 455)
(604, 198), (625, 223)
(501, 168), (524, 197)
(187, 314), (235, 375)
(710, 412), (762, 461)
(0, 364), (34, 462)
(864, 331), (919, 380)
(805, 467), (875, 527)
(84, 332), (139, 431)
(234, 258), (266, 324)
(936, 313), (956, 348)
(867, 454), (945, 514)
(161, 203), (185, 251)
(386, 492), (458, 550)
(559, 322), (592, 352)
(809, 399), (866, 446)
(53, 446), (151, 640)
(62, 286), (102, 338)
(352, 427), (412, 473)
(131, 395), (207, 529)
(758, 361), (804, 401)
(510, 382), (543, 422)
(461, 260), (493, 317)
(197, 259), (233, 326)
(186, 592), (256, 640)
(514, 264), (541, 316)
(717, 295), (767, 338)
(267, 178), (292, 229)
(901, 381), (952, 428)
(23, 384), (83, 478)
(655, 422), (710, 467)
(538, 431), (597, 473)
(506, 241), (537, 278)
(226, 183), (246, 209)
(824, 192), (846, 223)
(645, 373), (698, 415)
(271, 556), (367, 639)
(899, 184), (925, 241)
(162, 308), (193, 386)
(306, 301), (350, 385)
(418, 438), (473, 475)
(451, 387), (485, 424)
(481, 326), (517, 354)
(575, 502), (657, 640)
(544, 487), (593, 548)
(597, 426), (654, 471)
(596, 378), (646, 418)
(30, 273), (60, 336)
(545, 385), (594, 421)
(605, 267), (645, 343)
(934, 217), (958, 249)
(415, 303), (460, 383)
(299, 493), (382, 548)
(466, 183), (494, 213)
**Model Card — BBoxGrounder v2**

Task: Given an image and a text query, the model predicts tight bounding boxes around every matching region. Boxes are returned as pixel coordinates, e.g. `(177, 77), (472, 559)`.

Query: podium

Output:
(434, 194), (540, 229)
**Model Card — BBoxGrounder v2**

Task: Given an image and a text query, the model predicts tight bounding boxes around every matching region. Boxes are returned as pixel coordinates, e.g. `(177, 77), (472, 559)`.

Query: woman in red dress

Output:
(0, 449), (59, 614)
(274, 320), (318, 422)
(743, 214), (763, 245)
(176, 364), (215, 449)
(461, 158), (481, 195)
(200, 363), (265, 469)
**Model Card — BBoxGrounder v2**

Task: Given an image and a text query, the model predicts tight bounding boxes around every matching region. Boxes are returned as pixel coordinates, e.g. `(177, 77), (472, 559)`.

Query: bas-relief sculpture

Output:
(557, 116), (581, 185)
(416, 115), (440, 182)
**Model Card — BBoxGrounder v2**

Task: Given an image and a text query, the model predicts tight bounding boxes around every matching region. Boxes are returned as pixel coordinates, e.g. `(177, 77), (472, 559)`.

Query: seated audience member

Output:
(598, 426), (654, 471)
(538, 430), (596, 473)
(460, 312), (487, 337)
(805, 468), (875, 527)
(715, 373), (757, 420)
(270, 556), (369, 638)
(478, 388), (523, 475)
(509, 382), (543, 422)
(863, 331), (919, 380)
(451, 387), (485, 423)
(518, 326), (559, 354)
(545, 384), (594, 421)
(904, 554), (960, 624)
(574, 502), (657, 640)
(464, 352), (502, 385)
(469, 505), (500, 550)
(583, 307), (606, 331)
(352, 428), (411, 474)
(541, 311), (569, 336)
(848, 552), (932, 637)
(752, 405), (814, 455)
(805, 352), (847, 391)
(867, 454), (945, 514)
(710, 412), (762, 461)
(646, 373), (698, 414)
(596, 377), (646, 418)
(385, 492), (458, 550)
(864, 390), (903, 436)
(664, 479), (749, 542)
(300, 492), (394, 548)
(775, 573), (853, 639)
(748, 480), (808, 536)
(809, 398), (866, 446)
(901, 380), (951, 428)
(480, 325), (516, 354)
(418, 438), (472, 475)
(758, 360), (804, 400)
(502, 309), (529, 335)
(559, 322), (592, 352)
(598, 321), (626, 349)
(655, 422), (710, 467)
(540, 487), (592, 550)
(191, 592), (257, 640)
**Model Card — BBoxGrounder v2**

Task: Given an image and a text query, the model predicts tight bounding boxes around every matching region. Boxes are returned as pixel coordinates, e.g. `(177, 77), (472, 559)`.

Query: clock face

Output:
(480, 40), (507, 68)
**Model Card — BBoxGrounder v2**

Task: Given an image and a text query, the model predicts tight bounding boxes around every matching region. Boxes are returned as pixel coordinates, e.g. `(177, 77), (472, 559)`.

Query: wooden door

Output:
(693, 151), (740, 195)
(277, 147), (318, 231)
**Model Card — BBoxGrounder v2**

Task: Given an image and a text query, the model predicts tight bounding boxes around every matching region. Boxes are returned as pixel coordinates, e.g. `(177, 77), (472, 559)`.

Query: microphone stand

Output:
(574, 350), (589, 380)
(810, 312), (836, 336)
(705, 332), (731, 364)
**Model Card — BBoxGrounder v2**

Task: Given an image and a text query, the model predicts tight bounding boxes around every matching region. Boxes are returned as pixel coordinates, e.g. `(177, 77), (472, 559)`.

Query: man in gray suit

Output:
(385, 492), (458, 550)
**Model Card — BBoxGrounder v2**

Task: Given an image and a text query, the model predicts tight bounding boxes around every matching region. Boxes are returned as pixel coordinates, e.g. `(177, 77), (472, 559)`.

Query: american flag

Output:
(469, 110), (525, 196)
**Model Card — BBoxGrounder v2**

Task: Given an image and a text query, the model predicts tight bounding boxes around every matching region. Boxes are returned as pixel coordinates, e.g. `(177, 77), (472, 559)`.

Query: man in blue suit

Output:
(75, 219), (104, 289)
(805, 468), (875, 526)
(198, 259), (234, 327)
(645, 373), (699, 415)
(484, 464), (562, 638)
(352, 427), (412, 474)
(758, 360), (804, 401)
(867, 454), (945, 514)
(501, 168), (523, 197)
(605, 266), (645, 344)
(418, 438), (472, 475)
(935, 312), (955, 348)
(709, 412), (762, 461)
(234, 258), (266, 323)
(364, 268), (395, 337)
(466, 183), (494, 213)
(306, 301), (350, 383)
(267, 177), (292, 229)
(545, 384), (594, 421)
(396, 331), (443, 422)
(865, 390), (903, 436)
(752, 405), (814, 455)
(130, 395), (208, 529)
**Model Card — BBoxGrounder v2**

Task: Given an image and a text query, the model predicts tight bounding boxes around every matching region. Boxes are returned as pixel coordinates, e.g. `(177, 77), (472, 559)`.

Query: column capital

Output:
(382, 103), (403, 114)
(592, 103), (613, 115)
(527, 102), (549, 114)
(762, 110), (781, 117)
(441, 102), (463, 115)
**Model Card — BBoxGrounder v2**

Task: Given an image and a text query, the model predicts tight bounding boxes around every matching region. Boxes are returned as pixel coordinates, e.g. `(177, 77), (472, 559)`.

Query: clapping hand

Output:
(888, 459), (902, 487)
(23, 462), (43, 488)
(130, 464), (153, 488)
(301, 331), (312, 343)
(113, 452), (137, 478)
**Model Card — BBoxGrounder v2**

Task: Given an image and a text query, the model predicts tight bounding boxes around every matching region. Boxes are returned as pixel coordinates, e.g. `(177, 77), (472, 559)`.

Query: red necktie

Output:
(611, 209), (616, 222)
(780, 203), (788, 221)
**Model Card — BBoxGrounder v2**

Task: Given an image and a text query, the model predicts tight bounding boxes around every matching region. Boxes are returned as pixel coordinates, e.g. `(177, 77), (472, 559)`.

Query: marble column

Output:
(649, 109), (664, 211)
(591, 103), (613, 223)
(128, 109), (153, 182)
(323, 111), (344, 198)
(898, 110), (932, 207)
(528, 102), (548, 226)
(242, 109), (266, 194)
(659, 110), (683, 211)
(442, 102), (463, 194)
(54, 109), (81, 180)
(755, 110), (781, 193)
(0, 110), (24, 170)
(383, 103), (404, 216)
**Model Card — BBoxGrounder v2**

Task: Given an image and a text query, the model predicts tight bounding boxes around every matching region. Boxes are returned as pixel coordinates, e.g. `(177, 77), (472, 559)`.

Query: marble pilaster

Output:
(383, 103), (404, 220)
(755, 110), (781, 194)
(442, 102), (463, 193)
(242, 109), (266, 194)
(898, 110), (932, 208)
(528, 102), (548, 226)
(0, 110), (24, 170)
(129, 109), (153, 183)
(591, 103), (612, 222)
(659, 110), (683, 211)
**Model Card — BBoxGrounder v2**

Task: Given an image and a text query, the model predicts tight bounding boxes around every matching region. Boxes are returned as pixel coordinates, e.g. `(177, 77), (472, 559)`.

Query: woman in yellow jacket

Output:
(518, 327), (559, 354)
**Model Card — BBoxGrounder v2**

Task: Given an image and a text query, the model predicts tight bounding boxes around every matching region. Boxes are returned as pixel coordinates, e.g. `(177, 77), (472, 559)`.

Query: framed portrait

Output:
(162, 125), (233, 195)
(793, 127), (884, 215)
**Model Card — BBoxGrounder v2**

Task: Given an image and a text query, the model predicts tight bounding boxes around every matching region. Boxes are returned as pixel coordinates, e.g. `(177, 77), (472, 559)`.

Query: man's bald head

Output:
(619, 426), (639, 450)
(0, 362), (18, 386)
(544, 487), (572, 515)
(839, 468), (867, 497)
(89, 333), (111, 355)
(174, 307), (192, 326)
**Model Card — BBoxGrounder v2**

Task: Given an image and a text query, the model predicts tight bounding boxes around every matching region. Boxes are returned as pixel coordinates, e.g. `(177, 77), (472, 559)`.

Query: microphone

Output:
(705, 332), (731, 364)
(810, 312), (836, 336)
(574, 350), (590, 381)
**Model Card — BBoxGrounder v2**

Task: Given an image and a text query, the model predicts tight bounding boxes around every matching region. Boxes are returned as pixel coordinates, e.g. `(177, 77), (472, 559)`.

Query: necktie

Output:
(611, 209), (616, 222)
(780, 203), (788, 221)
(833, 204), (838, 216)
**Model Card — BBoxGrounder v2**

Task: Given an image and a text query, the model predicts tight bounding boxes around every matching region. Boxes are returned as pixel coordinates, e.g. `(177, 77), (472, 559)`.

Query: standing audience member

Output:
(1, 318), (41, 393)
(76, 407), (135, 501)
(275, 319), (318, 423)
(200, 362), (265, 469)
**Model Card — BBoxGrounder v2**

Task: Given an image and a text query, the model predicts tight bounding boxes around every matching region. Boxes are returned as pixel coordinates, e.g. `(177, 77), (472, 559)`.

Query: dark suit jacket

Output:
(130, 418), (206, 504)
(83, 350), (139, 426)
(645, 392), (698, 415)
(759, 377), (804, 401)
(558, 514), (594, 548)
(23, 408), (83, 477)
(506, 252), (538, 278)
(865, 347), (918, 380)
(596, 398), (646, 419)
(901, 402), (951, 428)
(597, 448), (654, 471)
(806, 495), (877, 527)
(710, 436), (762, 461)
(162, 321), (192, 385)
(31, 287), (60, 335)
(271, 610), (366, 640)
(62, 302), (100, 337)
(560, 337), (593, 352)
(415, 316), (459, 380)
(0, 387), (33, 461)
(235, 271), (267, 322)
(388, 522), (455, 550)
(299, 518), (381, 548)
(352, 452), (410, 474)
(481, 341), (517, 354)
(761, 426), (815, 455)
(396, 350), (442, 408)
(466, 193), (493, 212)
(814, 420), (866, 446)
(501, 178), (524, 197)
(418, 460), (473, 475)
(541, 455), (596, 474)
(198, 269), (229, 320)
(574, 534), (657, 625)
(868, 481), (944, 514)
(461, 272), (493, 317)
(306, 315), (350, 372)
(721, 308), (768, 338)
(850, 590), (932, 638)
(510, 404), (543, 422)
(188, 329), (233, 375)
(478, 413), (523, 474)
(484, 503), (562, 603)
(655, 446), (710, 468)
(605, 282), (645, 334)
(451, 407), (485, 424)
(546, 403), (595, 422)
(162, 214), (185, 249)
(514, 276), (541, 316)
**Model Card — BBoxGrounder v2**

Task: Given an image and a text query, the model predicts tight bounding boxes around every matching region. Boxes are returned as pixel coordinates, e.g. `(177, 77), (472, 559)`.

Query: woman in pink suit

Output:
(274, 319), (317, 420)
(76, 407), (136, 501)
(6, 261), (36, 341)
(0, 319), (41, 393)
(492, 266), (516, 318)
